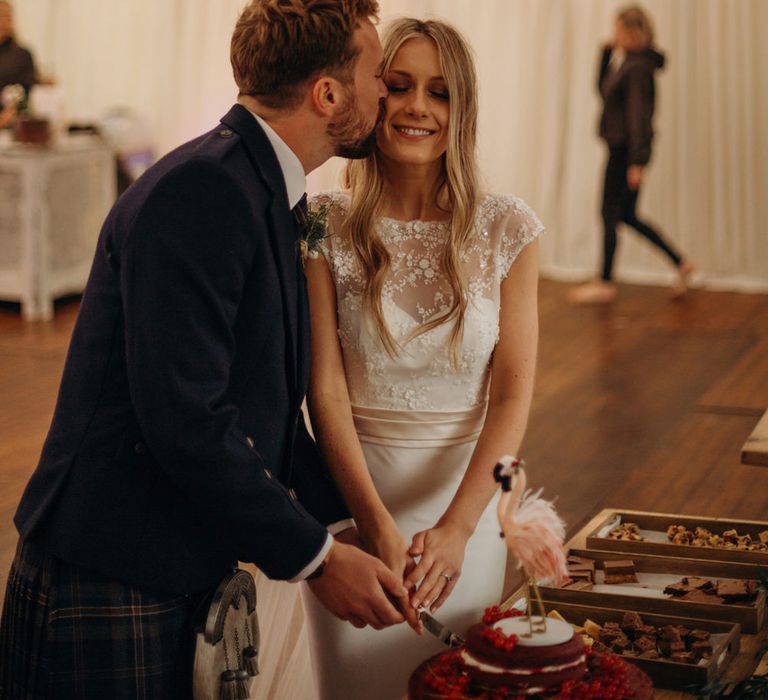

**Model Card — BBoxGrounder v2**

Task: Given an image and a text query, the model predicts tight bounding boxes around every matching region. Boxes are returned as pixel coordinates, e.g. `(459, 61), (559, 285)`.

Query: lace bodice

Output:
(311, 192), (543, 411)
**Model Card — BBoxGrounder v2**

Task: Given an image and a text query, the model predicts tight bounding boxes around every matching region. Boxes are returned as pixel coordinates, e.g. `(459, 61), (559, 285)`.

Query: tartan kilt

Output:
(0, 539), (210, 699)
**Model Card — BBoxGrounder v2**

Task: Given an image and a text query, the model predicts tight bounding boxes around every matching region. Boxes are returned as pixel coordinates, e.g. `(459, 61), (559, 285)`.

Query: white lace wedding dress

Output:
(301, 191), (543, 700)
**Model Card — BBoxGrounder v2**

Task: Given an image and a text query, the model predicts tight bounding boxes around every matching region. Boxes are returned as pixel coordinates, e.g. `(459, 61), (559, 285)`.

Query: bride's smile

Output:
(393, 126), (436, 139)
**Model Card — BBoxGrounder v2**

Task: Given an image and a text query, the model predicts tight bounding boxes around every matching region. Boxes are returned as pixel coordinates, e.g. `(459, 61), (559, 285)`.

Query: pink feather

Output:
(495, 457), (569, 586)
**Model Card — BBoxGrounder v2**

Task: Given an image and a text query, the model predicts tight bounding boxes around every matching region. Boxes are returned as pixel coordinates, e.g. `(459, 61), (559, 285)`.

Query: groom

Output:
(0, 1), (408, 697)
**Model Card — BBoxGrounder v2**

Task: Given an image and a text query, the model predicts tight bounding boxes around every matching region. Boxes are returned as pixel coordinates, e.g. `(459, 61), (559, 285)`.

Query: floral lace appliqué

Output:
(311, 192), (543, 411)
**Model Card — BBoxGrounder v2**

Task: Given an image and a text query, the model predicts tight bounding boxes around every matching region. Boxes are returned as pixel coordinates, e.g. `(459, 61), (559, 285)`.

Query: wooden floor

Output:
(1, 280), (768, 602)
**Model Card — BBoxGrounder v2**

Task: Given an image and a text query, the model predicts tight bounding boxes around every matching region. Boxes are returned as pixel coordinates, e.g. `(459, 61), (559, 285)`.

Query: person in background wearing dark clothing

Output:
(569, 5), (694, 304)
(0, 0), (37, 128)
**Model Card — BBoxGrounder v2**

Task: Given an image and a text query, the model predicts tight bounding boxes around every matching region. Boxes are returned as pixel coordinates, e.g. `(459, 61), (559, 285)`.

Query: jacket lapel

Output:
(219, 105), (301, 401)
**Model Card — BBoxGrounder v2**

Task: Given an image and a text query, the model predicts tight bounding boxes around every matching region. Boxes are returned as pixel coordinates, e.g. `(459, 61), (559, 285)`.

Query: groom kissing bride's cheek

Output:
(1, 3), (542, 699)
(0, 2), (432, 698)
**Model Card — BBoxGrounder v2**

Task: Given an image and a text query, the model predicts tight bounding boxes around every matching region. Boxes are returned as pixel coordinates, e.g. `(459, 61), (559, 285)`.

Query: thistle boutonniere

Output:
(298, 202), (330, 262)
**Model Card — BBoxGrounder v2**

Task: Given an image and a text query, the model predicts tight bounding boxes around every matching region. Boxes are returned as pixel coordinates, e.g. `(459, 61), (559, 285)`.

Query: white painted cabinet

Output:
(0, 136), (116, 320)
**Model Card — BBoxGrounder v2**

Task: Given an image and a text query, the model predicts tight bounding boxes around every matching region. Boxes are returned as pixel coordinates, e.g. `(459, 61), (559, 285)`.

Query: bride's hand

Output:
(405, 522), (469, 613)
(360, 520), (422, 634)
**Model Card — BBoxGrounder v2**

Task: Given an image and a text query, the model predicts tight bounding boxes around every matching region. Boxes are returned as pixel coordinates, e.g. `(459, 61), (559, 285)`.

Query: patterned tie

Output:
(293, 193), (308, 232)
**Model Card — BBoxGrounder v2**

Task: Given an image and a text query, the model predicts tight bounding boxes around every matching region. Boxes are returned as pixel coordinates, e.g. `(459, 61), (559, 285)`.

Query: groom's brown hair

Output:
(231, 0), (379, 110)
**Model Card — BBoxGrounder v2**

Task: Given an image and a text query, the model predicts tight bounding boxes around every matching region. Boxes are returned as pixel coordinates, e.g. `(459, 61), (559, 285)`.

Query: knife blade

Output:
(418, 608), (465, 648)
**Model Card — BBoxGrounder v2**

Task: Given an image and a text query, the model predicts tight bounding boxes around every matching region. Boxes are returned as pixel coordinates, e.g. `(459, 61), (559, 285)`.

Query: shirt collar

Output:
(247, 110), (306, 210)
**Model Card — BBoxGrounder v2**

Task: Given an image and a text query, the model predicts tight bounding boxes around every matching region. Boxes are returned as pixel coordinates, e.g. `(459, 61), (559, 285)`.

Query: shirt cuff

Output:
(290, 533), (333, 582)
(327, 518), (355, 536)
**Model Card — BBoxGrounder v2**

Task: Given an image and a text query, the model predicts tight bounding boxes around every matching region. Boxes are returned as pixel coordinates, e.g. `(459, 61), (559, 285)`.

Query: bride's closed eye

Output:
(385, 83), (450, 100)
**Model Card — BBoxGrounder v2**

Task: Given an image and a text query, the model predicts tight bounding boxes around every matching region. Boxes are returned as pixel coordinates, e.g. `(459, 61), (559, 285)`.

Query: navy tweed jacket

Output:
(14, 105), (349, 593)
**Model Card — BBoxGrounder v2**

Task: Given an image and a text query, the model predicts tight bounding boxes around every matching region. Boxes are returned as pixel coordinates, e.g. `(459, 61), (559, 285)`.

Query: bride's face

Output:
(377, 37), (450, 167)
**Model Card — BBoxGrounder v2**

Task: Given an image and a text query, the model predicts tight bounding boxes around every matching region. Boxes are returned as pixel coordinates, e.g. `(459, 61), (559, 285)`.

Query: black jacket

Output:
(14, 105), (349, 593)
(0, 36), (36, 92)
(598, 46), (665, 165)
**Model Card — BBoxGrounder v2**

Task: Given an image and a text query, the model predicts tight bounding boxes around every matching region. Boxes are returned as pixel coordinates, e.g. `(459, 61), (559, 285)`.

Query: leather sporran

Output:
(193, 569), (260, 700)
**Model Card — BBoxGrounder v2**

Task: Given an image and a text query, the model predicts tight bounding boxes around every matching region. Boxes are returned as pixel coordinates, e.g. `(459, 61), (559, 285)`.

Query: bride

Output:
(302, 17), (542, 699)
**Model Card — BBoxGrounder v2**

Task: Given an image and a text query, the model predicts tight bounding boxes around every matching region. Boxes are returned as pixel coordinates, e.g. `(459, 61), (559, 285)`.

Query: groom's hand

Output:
(334, 525), (422, 634)
(307, 541), (407, 629)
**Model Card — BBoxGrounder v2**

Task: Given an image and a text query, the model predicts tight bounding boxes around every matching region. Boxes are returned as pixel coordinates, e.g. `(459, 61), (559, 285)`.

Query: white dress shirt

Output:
(247, 110), (354, 581)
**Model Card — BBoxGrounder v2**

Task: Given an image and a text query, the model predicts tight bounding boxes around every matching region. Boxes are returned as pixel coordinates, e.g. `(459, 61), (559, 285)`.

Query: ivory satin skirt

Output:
(301, 404), (507, 700)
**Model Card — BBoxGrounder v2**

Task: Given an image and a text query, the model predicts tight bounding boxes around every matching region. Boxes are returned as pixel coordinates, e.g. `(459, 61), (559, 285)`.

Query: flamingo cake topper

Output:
(494, 455), (569, 636)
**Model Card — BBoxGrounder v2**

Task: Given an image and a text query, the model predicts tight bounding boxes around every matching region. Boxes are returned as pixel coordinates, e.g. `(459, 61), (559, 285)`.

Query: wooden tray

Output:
(540, 549), (765, 633)
(570, 547), (767, 581)
(584, 509), (768, 565)
(543, 602), (740, 690)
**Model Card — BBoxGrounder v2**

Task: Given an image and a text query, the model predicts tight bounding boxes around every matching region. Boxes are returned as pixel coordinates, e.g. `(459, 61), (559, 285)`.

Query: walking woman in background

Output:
(570, 5), (694, 304)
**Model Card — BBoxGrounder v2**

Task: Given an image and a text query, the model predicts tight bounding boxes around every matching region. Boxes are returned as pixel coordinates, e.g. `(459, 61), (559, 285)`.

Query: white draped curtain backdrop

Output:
(8, 1), (766, 695)
(14, 0), (767, 290)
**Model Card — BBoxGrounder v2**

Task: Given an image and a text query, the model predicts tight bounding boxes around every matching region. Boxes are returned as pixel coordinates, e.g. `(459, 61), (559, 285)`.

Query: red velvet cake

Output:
(408, 608), (653, 699)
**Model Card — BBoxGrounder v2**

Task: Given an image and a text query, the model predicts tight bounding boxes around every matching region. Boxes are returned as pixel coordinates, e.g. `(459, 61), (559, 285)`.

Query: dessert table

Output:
(503, 509), (768, 698)
(0, 134), (116, 320)
(504, 585), (766, 699)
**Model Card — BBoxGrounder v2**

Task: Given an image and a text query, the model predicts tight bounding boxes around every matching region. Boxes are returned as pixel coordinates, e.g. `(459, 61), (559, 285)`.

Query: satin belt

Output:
(351, 403), (487, 448)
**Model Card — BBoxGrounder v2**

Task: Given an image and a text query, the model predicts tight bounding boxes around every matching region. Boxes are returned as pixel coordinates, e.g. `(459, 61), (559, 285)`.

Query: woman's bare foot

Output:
(568, 279), (617, 304)
(669, 259), (695, 298)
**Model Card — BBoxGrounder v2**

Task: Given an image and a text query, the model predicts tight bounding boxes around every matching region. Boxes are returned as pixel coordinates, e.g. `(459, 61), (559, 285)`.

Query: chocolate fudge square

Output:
(621, 612), (643, 634)
(566, 569), (593, 583)
(603, 559), (639, 584)
(664, 576), (715, 596)
(690, 639), (713, 658)
(664, 581), (692, 596)
(638, 649), (660, 659)
(633, 636), (657, 654)
(670, 651), (698, 664)
(611, 636), (632, 654)
(659, 625), (682, 640)
(599, 629), (625, 645)
(681, 588), (725, 604)
(682, 576), (714, 590)
(716, 578), (758, 602)
(688, 629), (711, 642)
(635, 624), (657, 638)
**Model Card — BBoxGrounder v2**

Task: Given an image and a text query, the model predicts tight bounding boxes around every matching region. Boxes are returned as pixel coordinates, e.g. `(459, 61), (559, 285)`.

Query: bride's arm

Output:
(406, 238), (540, 612)
(304, 254), (421, 630)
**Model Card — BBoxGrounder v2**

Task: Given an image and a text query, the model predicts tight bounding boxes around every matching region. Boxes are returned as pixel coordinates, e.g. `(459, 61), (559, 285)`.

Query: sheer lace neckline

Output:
(377, 216), (451, 235)
(313, 190), (544, 410)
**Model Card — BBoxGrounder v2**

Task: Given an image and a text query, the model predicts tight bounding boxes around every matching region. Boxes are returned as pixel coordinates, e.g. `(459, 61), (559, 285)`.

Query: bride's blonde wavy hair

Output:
(341, 18), (480, 364)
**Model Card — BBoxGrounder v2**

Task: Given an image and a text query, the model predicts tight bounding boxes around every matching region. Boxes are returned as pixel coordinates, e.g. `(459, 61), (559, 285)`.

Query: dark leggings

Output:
(601, 146), (682, 281)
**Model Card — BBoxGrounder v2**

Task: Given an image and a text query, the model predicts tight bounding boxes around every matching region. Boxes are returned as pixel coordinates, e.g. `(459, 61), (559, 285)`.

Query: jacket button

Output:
(134, 441), (146, 455)
(288, 488), (298, 501)
(263, 468), (272, 480)
(246, 436), (255, 449)
(218, 128), (233, 138)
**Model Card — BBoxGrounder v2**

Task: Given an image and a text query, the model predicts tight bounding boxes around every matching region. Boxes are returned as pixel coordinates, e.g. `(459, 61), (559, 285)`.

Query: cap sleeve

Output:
(492, 194), (544, 280)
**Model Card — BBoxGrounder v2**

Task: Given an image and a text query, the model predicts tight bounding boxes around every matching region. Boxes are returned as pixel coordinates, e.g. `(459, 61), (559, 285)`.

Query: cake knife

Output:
(418, 608), (465, 648)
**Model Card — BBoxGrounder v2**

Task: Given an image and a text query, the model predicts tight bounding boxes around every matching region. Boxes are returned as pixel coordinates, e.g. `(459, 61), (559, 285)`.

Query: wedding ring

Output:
(441, 572), (453, 583)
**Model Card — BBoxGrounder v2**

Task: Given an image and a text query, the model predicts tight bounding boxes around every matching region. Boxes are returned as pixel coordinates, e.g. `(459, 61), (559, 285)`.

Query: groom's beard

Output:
(329, 94), (385, 160)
